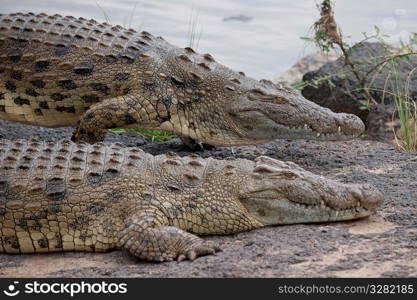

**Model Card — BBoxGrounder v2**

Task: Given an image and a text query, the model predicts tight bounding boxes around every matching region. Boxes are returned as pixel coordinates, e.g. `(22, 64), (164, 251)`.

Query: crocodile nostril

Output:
(359, 184), (384, 210)
(351, 188), (363, 202)
(337, 113), (365, 135)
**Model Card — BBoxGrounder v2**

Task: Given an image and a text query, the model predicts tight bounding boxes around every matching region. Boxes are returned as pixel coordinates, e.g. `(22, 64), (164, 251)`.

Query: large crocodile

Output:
(0, 139), (383, 261)
(0, 12), (364, 146)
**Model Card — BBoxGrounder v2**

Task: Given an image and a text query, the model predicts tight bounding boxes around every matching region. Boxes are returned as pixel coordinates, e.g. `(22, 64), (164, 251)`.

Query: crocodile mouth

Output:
(240, 193), (373, 225)
(229, 108), (361, 142)
(259, 107), (363, 141)
(234, 119), (358, 142)
(269, 123), (359, 141)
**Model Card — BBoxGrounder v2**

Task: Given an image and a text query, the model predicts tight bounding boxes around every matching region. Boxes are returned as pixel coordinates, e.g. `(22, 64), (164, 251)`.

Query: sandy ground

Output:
(0, 120), (416, 278)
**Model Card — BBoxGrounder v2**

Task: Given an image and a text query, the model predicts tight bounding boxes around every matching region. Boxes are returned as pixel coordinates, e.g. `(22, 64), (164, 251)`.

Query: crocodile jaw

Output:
(253, 122), (362, 142)
(227, 81), (365, 144)
(226, 112), (364, 145)
(239, 156), (383, 225)
(240, 193), (378, 225)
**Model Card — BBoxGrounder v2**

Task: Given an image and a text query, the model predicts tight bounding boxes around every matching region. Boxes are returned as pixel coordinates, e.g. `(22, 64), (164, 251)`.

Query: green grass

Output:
(390, 61), (417, 151)
(110, 128), (176, 142)
(394, 95), (417, 151)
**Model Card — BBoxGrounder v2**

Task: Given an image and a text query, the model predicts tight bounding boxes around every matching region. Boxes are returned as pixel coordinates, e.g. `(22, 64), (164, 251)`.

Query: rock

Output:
(366, 104), (400, 143)
(301, 42), (417, 121)
(276, 51), (339, 86)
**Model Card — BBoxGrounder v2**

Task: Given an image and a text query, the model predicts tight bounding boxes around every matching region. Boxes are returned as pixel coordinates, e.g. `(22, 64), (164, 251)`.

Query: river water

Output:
(2, 0), (416, 79)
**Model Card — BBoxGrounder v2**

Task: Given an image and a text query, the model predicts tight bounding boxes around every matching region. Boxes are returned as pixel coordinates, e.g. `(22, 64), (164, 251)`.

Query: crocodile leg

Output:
(118, 208), (220, 262)
(71, 94), (157, 143)
(72, 94), (215, 149)
(73, 93), (217, 149)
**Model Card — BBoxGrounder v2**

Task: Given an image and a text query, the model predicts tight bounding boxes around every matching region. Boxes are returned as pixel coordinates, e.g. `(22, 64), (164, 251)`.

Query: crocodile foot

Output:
(118, 210), (221, 262)
(176, 240), (221, 262)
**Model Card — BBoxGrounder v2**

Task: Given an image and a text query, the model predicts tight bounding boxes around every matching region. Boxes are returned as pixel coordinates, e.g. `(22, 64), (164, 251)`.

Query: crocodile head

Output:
(226, 79), (364, 144)
(239, 156), (383, 224)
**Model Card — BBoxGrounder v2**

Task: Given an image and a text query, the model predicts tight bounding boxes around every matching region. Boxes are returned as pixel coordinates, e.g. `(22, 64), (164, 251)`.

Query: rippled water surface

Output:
(2, 0), (416, 79)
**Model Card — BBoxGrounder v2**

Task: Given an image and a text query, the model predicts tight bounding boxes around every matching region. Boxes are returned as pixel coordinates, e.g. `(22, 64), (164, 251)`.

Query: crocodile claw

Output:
(177, 241), (221, 262)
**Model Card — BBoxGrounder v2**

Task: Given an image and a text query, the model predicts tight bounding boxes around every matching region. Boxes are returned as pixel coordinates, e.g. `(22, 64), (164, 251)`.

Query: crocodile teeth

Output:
(316, 133), (321, 137)
(338, 126), (341, 133)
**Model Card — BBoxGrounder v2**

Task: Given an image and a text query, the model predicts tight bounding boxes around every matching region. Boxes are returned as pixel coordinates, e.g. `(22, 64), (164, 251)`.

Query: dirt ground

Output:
(0, 120), (416, 278)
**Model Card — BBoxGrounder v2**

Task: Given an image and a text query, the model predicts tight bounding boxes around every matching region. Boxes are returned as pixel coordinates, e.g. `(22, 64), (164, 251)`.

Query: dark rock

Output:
(301, 42), (417, 121)
(366, 104), (400, 142)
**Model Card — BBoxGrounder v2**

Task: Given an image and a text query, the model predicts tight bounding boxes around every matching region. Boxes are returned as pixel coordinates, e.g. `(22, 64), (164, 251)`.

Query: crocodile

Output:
(0, 12), (365, 146)
(0, 139), (383, 261)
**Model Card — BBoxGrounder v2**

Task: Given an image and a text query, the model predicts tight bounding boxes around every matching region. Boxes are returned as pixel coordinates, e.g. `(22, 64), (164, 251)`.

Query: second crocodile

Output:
(0, 12), (364, 146)
(0, 139), (383, 261)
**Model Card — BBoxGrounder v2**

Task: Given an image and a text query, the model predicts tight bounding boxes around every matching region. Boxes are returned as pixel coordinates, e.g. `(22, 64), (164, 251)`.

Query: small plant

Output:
(390, 58), (417, 150)
(306, 0), (377, 106)
(95, 0), (111, 23)
(300, 0), (417, 150)
(187, 6), (202, 50)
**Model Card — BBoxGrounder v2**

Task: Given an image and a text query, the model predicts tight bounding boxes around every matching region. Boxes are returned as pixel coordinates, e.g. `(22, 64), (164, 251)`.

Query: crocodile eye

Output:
(254, 164), (299, 179)
(171, 76), (184, 86)
(270, 171), (299, 180)
(248, 88), (288, 104)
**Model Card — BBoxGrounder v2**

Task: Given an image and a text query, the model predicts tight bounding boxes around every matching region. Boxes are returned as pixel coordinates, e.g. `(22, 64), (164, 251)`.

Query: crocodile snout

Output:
(350, 183), (384, 211)
(336, 113), (365, 136)
(359, 184), (384, 211)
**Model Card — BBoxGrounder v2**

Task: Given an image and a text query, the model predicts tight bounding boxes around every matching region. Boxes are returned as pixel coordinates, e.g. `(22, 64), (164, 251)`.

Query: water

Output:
(2, 0), (416, 79)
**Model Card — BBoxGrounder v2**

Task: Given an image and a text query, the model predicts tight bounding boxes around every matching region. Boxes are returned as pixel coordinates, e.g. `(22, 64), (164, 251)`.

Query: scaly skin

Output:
(0, 12), (364, 146)
(0, 139), (383, 262)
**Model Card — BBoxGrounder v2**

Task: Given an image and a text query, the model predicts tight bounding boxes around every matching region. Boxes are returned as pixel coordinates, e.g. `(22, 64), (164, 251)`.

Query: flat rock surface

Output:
(0, 120), (416, 278)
